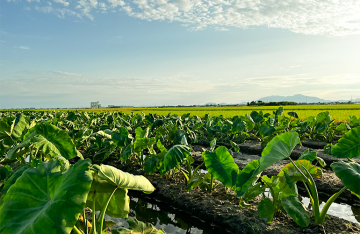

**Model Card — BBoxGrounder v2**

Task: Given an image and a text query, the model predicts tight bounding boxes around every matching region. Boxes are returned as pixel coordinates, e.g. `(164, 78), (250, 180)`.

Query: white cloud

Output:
(14, 46), (30, 49)
(53, 0), (70, 7)
(35, 6), (54, 13)
(14, 0), (360, 35)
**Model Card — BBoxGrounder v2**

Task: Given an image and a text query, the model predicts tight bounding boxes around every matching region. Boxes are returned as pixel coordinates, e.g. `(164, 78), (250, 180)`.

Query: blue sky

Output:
(1, 0), (360, 108)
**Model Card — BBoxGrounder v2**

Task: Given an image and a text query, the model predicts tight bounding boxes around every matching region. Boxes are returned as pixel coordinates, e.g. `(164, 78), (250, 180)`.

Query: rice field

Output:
(8, 104), (360, 121)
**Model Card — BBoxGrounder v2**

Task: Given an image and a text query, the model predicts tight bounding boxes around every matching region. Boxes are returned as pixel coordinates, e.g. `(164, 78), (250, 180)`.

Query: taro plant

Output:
(0, 158), (157, 234)
(238, 128), (360, 226)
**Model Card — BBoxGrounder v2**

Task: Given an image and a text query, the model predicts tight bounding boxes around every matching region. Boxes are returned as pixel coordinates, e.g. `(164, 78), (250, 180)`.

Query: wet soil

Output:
(112, 163), (360, 234)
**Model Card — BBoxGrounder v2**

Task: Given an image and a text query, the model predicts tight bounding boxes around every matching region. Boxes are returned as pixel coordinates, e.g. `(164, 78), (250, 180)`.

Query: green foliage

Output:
(203, 146), (239, 188)
(0, 159), (93, 234)
(331, 127), (360, 158)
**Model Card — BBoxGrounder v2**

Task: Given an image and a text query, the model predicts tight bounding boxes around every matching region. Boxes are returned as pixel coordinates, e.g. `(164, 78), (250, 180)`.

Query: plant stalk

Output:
(318, 186), (347, 223)
(97, 188), (117, 233)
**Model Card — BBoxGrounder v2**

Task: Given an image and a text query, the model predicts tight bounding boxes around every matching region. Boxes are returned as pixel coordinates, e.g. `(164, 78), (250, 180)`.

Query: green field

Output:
(3, 104), (360, 121)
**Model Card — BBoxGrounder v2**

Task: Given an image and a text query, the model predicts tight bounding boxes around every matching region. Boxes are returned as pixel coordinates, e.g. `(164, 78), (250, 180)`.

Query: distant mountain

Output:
(257, 94), (332, 103)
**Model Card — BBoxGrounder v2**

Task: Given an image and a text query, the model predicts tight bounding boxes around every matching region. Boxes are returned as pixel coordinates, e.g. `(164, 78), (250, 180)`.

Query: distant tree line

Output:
(247, 100), (298, 106)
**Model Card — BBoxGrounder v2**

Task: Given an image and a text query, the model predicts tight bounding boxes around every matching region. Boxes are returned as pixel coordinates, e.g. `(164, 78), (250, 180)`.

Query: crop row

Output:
(0, 110), (360, 233)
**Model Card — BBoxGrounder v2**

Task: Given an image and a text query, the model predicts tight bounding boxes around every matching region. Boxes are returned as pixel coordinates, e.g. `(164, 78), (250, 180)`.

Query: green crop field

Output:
(11, 104), (360, 121)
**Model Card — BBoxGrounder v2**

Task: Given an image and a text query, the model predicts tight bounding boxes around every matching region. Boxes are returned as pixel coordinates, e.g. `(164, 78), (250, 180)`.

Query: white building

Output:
(91, 101), (101, 109)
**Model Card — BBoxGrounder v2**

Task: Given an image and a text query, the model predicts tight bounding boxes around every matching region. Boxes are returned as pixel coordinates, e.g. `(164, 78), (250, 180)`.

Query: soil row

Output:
(114, 163), (360, 234)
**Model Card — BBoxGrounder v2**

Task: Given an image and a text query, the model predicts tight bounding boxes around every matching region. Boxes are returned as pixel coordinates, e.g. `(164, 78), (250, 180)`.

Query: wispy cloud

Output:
(9, 0), (360, 36)
(14, 46), (30, 50)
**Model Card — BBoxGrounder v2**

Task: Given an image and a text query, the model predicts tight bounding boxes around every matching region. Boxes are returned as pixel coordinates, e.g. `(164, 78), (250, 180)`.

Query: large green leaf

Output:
(259, 132), (300, 172)
(235, 160), (260, 197)
(250, 111), (263, 124)
(16, 123), (78, 160)
(331, 161), (360, 197)
(112, 127), (132, 147)
(87, 165), (155, 218)
(0, 159), (93, 234)
(244, 182), (266, 201)
(0, 165), (30, 197)
(159, 145), (191, 175)
(203, 146), (239, 188)
(92, 164), (155, 193)
(258, 198), (274, 223)
(87, 187), (130, 218)
(281, 196), (310, 227)
(259, 122), (275, 137)
(134, 137), (156, 154)
(331, 127), (360, 158)
(0, 117), (12, 140)
(11, 113), (29, 140)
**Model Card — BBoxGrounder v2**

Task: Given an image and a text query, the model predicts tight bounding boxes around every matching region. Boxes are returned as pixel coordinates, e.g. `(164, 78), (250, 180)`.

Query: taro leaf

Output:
(232, 118), (246, 134)
(243, 114), (255, 131)
(281, 196), (310, 227)
(250, 111), (263, 124)
(315, 156), (327, 167)
(134, 137), (156, 154)
(160, 145), (191, 175)
(186, 172), (209, 191)
(0, 159), (93, 234)
(120, 145), (132, 162)
(298, 149), (317, 161)
(259, 132), (300, 172)
(210, 138), (217, 152)
(92, 164), (155, 194)
(230, 141), (240, 153)
(112, 127), (131, 147)
(244, 182), (266, 201)
(316, 111), (331, 124)
(88, 164), (155, 218)
(331, 127), (360, 158)
(278, 160), (322, 183)
(331, 161), (360, 197)
(11, 113), (29, 140)
(135, 127), (150, 139)
(87, 188), (130, 218)
(6, 138), (32, 160)
(156, 140), (167, 153)
(0, 117), (12, 140)
(52, 155), (70, 172)
(335, 123), (350, 134)
(28, 123), (78, 159)
(236, 160), (260, 197)
(258, 198), (275, 223)
(144, 155), (160, 175)
(112, 217), (166, 234)
(0, 165), (12, 182)
(150, 119), (164, 132)
(259, 122), (275, 137)
(274, 107), (284, 116)
(288, 112), (299, 119)
(0, 165), (30, 197)
(236, 132), (300, 197)
(203, 146), (239, 188)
